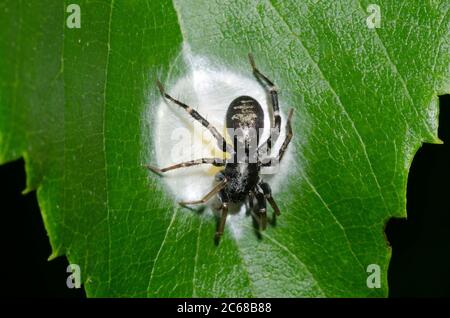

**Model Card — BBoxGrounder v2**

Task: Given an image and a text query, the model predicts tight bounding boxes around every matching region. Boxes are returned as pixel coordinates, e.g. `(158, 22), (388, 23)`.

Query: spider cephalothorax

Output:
(147, 54), (293, 242)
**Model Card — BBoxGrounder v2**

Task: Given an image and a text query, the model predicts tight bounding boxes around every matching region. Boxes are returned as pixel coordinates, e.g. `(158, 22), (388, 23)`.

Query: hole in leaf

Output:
(386, 94), (450, 297)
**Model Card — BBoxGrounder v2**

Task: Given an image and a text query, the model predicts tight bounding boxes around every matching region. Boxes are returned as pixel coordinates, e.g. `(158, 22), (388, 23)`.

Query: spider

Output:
(147, 54), (293, 242)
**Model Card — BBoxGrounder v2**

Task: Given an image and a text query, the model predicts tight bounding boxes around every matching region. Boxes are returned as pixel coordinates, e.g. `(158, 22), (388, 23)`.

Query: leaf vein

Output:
(146, 209), (178, 296)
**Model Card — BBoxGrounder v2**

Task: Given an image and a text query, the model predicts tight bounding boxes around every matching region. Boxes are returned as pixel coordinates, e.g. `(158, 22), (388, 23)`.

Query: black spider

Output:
(147, 54), (293, 242)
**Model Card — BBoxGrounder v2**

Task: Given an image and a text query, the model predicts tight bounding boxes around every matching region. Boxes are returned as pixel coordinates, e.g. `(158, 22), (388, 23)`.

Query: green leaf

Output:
(0, 0), (448, 297)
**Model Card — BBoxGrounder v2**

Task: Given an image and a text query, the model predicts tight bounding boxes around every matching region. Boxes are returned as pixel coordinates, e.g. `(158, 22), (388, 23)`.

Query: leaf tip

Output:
(47, 251), (59, 261)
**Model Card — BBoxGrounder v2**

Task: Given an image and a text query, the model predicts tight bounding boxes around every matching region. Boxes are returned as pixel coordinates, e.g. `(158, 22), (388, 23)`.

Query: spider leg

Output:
(156, 80), (234, 155)
(179, 179), (228, 206)
(259, 182), (281, 216)
(254, 191), (268, 230)
(249, 53), (281, 156)
(263, 108), (294, 166)
(215, 190), (229, 242)
(145, 158), (225, 175)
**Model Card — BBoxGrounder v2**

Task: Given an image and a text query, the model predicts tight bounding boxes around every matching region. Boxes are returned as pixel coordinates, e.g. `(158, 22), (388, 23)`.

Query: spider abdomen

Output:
(226, 96), (264, 166)
(226, 96), (264, 131)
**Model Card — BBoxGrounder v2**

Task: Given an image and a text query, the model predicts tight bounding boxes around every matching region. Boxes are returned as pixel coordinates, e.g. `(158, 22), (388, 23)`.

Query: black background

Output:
(0, 95), (448, 298)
